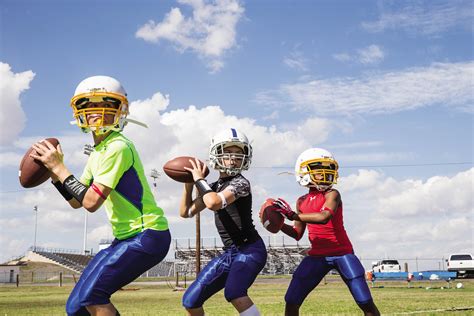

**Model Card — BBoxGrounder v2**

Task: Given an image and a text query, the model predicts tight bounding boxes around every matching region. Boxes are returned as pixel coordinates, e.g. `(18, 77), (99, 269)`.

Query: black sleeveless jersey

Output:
(210, 174), (260, 248)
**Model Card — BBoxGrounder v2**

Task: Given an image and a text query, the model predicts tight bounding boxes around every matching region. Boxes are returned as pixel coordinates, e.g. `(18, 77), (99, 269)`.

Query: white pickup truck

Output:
(371, 259), (401, 273)
(447, 253), (474, 278)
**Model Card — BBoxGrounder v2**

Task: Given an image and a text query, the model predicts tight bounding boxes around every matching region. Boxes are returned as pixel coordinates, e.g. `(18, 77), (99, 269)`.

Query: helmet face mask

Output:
(295, 148), (339, 190)
(70, 76), (129, 135)
(74, 103), (128, 135)
(209, 128), (252, 176)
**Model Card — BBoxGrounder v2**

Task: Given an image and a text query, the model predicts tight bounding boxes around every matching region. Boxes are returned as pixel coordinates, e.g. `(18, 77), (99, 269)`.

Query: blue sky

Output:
(1, 0), (472, 268)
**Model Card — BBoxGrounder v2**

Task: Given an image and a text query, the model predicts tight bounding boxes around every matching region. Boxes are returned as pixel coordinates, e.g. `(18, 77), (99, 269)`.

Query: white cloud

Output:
(357, 45), (384, 64)
(362, 1), (474, 35)
(127, 98), (331, 168)
(339, 168), (473, 258)
(136, 0), (245, 73)
(283, 49), (309, 71)
(333, 45), (384, 65)
(87, 224), (113, 246)
(0, 62), (35, 145)
(0, 151), (23, 168)
(0, 234), (29, 261)
(333, 53), (351, 62)
(328, 141), (384, 150)
(255, 61), (474, 115)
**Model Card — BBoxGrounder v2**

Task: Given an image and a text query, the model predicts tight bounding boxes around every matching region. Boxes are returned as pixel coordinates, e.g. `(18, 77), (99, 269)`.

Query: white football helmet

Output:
(294, 148), (339, 190)
(209, 128), (252, 176)
(70, 75), (129, 135)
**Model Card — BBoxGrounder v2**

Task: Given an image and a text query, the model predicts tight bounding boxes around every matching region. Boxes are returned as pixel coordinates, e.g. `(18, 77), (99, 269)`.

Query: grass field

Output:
(0, 277), (473, 315)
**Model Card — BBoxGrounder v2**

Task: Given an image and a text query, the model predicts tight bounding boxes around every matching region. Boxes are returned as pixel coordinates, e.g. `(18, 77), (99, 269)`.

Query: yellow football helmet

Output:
(70, 75), (129, 134)
(294, 148), (339, 190)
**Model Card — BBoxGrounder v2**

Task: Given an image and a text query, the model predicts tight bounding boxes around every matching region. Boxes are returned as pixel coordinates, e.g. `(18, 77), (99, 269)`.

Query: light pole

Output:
(196, 208), (201, 274)
(33, 205), (38, 251)
(149, 169), (160, 189)
(83, 212), (88, 254)
(83, 144), (93, 254)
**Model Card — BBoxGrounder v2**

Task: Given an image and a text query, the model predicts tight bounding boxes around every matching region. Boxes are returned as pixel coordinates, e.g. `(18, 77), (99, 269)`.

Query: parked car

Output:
(372, 259), (401, 273)
(446, 253), (474, 278)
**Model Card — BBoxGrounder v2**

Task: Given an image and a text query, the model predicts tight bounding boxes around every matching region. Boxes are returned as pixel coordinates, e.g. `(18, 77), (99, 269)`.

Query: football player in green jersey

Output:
(31, 75), (171, 316)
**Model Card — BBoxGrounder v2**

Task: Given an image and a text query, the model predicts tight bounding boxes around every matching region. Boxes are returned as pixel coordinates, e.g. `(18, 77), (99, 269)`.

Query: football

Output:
(259, 198), (284, 233)
(19, 138), (60, 188)
(163, 156), (210, 183)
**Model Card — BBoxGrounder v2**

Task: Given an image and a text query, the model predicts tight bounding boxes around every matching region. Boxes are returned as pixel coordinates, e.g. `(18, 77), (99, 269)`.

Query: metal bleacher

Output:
(174, 235), (311, 275)
(26, 236), (311, 277)
(31, 247), (93, 273)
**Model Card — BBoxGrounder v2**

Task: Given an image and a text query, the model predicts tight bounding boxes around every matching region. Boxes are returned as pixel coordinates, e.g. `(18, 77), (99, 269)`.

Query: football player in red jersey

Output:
(274, 148), (380, 316)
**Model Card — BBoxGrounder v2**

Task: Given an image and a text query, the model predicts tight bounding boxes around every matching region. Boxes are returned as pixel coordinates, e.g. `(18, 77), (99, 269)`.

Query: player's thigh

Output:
(79, 229), (171, 305)
(334, 254), (373, 304)
(285, 256), (332, 305)
(66, 246), (115, 314)
(224, 240), (267, 301)
(104, 229), (171, 286)
(182, 253), (230, 308)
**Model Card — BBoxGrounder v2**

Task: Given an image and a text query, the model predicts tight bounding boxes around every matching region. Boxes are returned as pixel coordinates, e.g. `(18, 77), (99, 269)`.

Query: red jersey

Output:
(298, 189), (353, 256)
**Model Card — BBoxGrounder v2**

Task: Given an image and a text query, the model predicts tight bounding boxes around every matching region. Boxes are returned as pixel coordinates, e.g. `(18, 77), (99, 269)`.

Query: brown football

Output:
(259, 198), (284, 234)
(163, 156), (209, 183)
(19, 138), (60, 188)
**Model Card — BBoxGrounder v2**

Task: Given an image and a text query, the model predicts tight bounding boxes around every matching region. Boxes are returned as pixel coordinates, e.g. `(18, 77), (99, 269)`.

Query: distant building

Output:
(0, 263), (23, 283)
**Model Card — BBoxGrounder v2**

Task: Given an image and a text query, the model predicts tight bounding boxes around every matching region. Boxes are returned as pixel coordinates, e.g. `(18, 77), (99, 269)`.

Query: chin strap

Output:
(124, 117), (148, 128)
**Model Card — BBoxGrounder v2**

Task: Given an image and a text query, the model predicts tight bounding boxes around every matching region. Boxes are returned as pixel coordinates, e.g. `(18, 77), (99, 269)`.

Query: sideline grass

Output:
(0, 278), (473, 315)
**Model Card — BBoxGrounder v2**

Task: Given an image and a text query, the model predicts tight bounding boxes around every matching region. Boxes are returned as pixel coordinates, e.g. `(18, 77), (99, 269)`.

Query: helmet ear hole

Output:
(300, 175), (310, 186)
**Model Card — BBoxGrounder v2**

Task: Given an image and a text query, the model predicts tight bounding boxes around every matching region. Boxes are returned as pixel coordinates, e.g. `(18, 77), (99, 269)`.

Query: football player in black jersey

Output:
(179, 128), (267, 316)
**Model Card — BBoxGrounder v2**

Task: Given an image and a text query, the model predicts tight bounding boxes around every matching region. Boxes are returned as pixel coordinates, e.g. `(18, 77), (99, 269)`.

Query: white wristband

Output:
(218, 192), (227, 208)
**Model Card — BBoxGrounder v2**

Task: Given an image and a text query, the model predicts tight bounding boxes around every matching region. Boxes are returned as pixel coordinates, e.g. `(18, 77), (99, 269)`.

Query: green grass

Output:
(0, 278), (473, 315)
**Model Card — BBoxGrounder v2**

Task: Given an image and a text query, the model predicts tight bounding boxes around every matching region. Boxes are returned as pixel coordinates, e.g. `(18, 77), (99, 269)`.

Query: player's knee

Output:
(224, 286), (247, 302)
(66, 291), (89, 315)
(66, 304), (90, 316)
(82, 289), (111, 306)
(348, 276), (374, 304)
(182, 285), (204, 309)
(284, 291), (303, 306)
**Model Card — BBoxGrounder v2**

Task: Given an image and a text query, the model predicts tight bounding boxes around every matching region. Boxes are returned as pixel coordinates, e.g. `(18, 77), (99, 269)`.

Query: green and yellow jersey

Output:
(80, 132), (168, 240)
